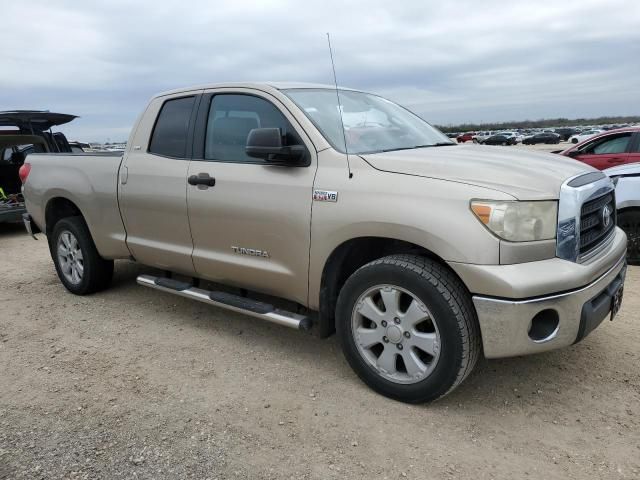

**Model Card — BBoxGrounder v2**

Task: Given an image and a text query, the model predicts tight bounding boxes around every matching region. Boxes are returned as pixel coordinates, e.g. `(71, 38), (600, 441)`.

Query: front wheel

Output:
(618, 210), (640, 265)
(336, 255), (481, 403)
(50, 216), (114, 295)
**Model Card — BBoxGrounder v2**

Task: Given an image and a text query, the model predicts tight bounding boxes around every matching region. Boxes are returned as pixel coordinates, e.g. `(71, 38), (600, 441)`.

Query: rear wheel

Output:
(618, 210), (640, 265)
(50, 216), (114, 295)
(336, 255), (481, 403)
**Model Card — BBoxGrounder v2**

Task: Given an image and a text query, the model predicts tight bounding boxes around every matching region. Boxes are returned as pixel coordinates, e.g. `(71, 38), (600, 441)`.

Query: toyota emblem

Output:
(602, 204), (612, 228)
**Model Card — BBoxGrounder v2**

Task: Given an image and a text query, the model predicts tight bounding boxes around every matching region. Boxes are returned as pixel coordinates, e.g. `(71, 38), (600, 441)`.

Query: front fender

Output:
(307, 154), (509, 309)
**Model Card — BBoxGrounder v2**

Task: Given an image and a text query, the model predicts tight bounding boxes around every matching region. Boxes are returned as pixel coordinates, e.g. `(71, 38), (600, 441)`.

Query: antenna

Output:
(326, 33), (353, 179)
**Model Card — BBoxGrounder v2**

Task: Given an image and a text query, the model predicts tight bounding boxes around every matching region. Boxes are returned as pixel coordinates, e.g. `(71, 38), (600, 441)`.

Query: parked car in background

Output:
(472, 131), (492, 143)
(522, 132), (560, 145)
(456, 132), (476, 143)
(481, 134), (516, 146)
(68, 141), (91, 153)
(605, 162), (640, 264)
(560, 127), (640, 170)
(498, 131), (523, 143)
(554, 127), (580, 141)
(569, 129), (604, 144)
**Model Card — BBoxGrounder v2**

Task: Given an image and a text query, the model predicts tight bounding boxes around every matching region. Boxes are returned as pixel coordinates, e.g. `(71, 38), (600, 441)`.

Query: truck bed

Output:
(23, 151), (128, 258)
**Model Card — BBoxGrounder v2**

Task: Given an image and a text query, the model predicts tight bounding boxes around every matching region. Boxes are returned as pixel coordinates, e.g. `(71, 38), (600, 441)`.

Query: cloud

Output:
(0, 0), (638, 141)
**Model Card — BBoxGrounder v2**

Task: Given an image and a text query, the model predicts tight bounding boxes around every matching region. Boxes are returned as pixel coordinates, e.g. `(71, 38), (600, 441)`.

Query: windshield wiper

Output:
(375, 142), (457, 153)
(415, 142), (456, 148)
(379, 146), (420, 153)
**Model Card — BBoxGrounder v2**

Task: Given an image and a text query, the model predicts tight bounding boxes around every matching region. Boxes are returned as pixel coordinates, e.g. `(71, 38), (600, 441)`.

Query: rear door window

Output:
(148, 96), (195, 158)
(630, 132), (640, 153)
(582, 132), (632, 155)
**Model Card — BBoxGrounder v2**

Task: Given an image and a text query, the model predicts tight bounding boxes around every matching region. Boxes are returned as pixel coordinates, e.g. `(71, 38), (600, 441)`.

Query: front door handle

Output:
(607, 157), (624, 163)
(188, 173), (216, 187)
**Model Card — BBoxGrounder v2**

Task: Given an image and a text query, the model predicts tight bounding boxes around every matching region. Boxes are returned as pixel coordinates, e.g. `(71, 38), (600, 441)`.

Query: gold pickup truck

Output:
(21, 83), (627, 403)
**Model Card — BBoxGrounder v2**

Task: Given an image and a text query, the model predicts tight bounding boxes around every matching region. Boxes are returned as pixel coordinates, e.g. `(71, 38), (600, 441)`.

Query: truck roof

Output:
(154, 82), (362, 98)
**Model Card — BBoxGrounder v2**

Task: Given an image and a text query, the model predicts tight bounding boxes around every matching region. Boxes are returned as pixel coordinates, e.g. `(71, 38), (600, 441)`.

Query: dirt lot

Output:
(0, 222), (638, 480)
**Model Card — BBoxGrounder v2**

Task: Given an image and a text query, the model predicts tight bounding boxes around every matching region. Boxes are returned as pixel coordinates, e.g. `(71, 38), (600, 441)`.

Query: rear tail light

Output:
(18, 162), (31, 183)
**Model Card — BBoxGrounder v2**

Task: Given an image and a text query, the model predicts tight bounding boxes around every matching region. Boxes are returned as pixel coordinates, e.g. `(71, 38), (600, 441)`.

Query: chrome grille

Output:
(579, 192), (615, 256)
(556, 172), (616, 263)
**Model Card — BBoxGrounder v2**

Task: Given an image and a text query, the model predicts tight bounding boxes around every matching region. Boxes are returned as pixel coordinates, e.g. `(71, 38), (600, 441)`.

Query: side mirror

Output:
(245, 128), (306, 165)
(567, 150), (581, 157)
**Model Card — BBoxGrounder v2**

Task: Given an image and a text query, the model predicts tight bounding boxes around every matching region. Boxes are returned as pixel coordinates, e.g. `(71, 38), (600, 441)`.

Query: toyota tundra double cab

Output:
(20, 83), (627, 403)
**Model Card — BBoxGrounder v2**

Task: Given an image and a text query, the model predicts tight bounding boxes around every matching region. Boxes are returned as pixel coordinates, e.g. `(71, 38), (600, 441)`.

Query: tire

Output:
(336, 255), (481, 403)
(49, 216), (114, 295)
(572, 138), (578, 144)
(618, 210), (640, 265)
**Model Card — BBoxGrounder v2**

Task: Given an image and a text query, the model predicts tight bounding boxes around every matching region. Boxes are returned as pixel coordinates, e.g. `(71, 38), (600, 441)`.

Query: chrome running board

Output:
(137, 274), (311, 331)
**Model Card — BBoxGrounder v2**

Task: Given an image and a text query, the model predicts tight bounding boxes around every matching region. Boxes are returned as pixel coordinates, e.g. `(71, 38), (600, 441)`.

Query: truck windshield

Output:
(283, 88), (453, 154)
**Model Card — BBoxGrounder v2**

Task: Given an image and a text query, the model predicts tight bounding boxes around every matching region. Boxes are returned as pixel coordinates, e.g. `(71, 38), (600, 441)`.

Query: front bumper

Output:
(472, 253), (626, 358)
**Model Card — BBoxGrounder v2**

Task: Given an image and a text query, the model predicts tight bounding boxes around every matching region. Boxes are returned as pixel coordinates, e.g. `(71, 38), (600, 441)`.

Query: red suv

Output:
(560, 127), (640, 170)
(456, 132), (476, 143)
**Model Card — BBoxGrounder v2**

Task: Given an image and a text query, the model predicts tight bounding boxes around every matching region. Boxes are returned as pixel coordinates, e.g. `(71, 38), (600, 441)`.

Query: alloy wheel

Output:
(57, 230), (84, 285)
(351, 284), (441, 384)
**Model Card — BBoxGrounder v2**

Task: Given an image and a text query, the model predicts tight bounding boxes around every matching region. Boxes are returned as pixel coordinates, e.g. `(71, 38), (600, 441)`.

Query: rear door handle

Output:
(188, 173), (216, 187)
(607, 157), (625, 163)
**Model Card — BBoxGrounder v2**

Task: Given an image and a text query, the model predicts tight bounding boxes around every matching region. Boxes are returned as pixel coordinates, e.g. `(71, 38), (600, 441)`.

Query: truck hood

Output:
(361, 144), (594, 200)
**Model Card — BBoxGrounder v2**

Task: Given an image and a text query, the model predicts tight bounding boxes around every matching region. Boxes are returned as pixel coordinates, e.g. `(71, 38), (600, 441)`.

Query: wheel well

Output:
(45, 197), (83, 235)
(316, 237), (451, 338)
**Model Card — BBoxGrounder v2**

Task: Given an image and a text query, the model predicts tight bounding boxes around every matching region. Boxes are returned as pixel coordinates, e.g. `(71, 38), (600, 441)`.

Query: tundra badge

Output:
(231, 246), (270, 258)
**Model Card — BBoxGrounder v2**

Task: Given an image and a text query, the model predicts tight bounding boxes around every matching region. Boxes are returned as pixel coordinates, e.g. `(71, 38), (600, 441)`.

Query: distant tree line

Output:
(435, 115), (640, 133)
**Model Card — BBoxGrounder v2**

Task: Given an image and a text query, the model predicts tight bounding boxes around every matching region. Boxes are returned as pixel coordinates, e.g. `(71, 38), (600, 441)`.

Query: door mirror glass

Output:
(246, 128), (305, 165)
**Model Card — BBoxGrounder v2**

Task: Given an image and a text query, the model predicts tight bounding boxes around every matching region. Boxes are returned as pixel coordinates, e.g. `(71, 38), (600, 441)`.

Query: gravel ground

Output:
(1, 222), (638, 480)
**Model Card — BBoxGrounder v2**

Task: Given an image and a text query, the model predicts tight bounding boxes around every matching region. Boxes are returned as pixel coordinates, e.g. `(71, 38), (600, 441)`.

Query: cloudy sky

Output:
(1, 0), (638, 142)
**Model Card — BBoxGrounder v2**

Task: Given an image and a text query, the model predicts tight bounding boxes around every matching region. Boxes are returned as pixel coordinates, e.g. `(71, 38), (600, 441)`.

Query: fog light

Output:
(528, 309), (560, 342)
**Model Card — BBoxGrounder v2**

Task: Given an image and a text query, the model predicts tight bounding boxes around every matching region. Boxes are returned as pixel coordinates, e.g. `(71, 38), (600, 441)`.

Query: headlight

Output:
(470, 200), (558, 242)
